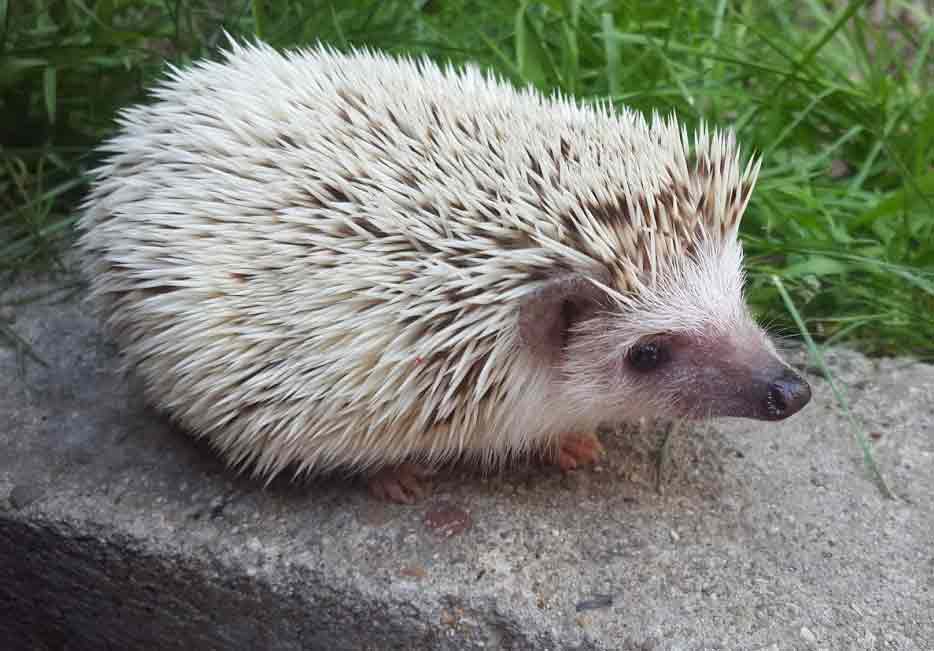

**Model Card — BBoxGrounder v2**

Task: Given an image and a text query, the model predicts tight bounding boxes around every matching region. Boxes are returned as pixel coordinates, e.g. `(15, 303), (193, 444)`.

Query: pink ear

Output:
(518, 274), (606, 362)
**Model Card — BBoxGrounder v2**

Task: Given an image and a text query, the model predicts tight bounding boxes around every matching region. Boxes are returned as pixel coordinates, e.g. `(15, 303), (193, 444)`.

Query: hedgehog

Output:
(77, 38), (811, 503)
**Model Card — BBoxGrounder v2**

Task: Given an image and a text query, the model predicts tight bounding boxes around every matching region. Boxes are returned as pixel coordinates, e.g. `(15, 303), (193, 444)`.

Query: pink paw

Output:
(367, 463), (435, 504)
(556, 432), (605, 471)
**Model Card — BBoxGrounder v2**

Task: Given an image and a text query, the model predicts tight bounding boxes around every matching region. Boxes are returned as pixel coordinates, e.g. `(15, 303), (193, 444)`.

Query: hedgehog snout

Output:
(762, 367), (811, 420)
(640, 331), (814, 423)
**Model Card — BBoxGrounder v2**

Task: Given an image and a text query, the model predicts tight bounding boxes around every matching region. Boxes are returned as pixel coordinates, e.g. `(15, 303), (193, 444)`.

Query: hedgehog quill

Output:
(78, 39), (811, 503)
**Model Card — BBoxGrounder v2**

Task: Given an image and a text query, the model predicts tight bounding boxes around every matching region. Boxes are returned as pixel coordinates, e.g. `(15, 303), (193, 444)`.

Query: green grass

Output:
(2, 0), (933, 362)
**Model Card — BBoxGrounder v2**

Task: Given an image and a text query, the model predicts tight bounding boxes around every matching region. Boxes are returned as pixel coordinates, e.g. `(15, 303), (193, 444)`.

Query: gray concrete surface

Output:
(1, 269), (932, 651)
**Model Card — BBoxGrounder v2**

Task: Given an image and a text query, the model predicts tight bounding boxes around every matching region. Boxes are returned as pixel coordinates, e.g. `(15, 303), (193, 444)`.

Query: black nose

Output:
(764, 368), (812, 420)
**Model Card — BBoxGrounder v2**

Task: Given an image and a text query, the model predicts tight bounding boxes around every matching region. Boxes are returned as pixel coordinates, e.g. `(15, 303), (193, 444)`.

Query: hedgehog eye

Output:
(627, 341), (668, 372)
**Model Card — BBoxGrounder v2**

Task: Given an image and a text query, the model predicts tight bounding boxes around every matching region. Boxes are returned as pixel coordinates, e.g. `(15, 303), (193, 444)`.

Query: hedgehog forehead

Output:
(603, 237), (750, 346)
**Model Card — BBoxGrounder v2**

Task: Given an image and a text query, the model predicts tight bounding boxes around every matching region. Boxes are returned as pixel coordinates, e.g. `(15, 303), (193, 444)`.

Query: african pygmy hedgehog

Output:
(78, 38), (811, 502)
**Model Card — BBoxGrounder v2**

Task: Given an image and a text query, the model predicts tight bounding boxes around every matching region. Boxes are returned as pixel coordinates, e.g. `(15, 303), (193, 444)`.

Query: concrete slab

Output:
(2, 268), (932, 650)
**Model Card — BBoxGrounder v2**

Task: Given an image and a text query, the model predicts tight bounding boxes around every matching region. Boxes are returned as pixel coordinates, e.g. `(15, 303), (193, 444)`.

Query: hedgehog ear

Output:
(518, 274), (606, 361)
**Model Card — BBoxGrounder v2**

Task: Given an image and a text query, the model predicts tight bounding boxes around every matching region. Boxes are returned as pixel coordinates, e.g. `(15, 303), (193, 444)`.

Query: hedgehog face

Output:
(521, 238), (811, 426)
(612, 325), (811, 422)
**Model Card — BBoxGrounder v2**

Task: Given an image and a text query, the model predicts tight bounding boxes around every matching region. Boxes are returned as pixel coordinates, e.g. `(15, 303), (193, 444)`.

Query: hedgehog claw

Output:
(556, 432), (605, 471)
(367, 464), (434, 504)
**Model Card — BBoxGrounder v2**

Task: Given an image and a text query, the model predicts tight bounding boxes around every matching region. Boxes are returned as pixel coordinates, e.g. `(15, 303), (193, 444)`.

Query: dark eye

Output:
(627, 341), (668, 372)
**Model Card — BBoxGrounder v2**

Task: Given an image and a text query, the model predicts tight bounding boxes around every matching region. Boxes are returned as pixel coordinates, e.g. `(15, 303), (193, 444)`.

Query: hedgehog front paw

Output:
(367, 463), (435, 504)
(556, 432), (605, 471)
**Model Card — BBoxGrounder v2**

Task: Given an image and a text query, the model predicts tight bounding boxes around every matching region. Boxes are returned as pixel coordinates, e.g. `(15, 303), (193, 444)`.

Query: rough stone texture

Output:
(1, 270), (932, 651)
